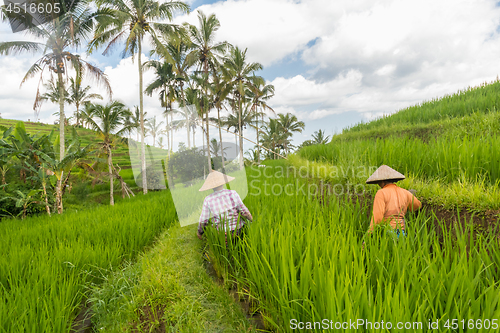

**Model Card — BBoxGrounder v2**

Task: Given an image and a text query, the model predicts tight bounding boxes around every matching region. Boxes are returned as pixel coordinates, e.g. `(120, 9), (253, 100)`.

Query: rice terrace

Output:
(1, 0), (500, 332)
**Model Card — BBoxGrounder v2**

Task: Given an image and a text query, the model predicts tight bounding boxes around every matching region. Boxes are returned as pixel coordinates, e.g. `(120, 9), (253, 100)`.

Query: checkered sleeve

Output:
(198, 198), (211, 235)
(232, 191), (252, 221)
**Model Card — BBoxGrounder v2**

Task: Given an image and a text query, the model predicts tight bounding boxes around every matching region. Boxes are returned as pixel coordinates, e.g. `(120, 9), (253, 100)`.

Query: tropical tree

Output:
(260, 118), (287, 159)
(247, 77), (275, 162)
(312, 129), (331, 144)
(208, 61), (231, 171)
(223, 46), (263, 169)
(0, 0), (112, 161)
(39, 77), (69, 111)
(144, 60), (177, 154)
(171, 104), (199, 148)
(146, 116), (164, 147)
(277, 113), (305, 155)
(81, 101), (132, 205)
(157, 136), (165, 149)
(67, 69), (105, 126)
(129, 106), (147, 142)
(151, 35), (194, 106)
(186, 10), (229, 171)
(224, 103), (260, 153)
(89, 0), (189, 194)
(36, 128), (93, 214)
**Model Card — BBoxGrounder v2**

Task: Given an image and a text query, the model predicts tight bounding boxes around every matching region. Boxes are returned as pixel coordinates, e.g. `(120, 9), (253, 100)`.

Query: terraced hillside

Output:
(296, 80), (500, 215)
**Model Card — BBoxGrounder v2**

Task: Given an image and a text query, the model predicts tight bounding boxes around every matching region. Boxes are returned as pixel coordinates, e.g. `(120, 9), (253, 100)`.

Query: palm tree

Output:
(261, 118), (287, 159)
(157, 136), (165, 149)
(39, 77), (68, 106)
(277, 113), (305, 155)
(130, 106), (147, 142)
(186, 11), (229, 171)
(209, 61), (231, 171)
(144, 60), (177, 153)
(146, 116), (164, 147)
(81, 101), (132, 205)
(312, 129), (331, 144)
(151, 35), (194, 106)
(89, 0), (189, 194)
(223, 46), (263, 169)
(67, 69), (105, 126)
(171, 103), (199, 148)
(247, 77), (275, 162)
(0, 0), (112, 161)
(122, 109), (135, 139)
(224, 103), (260, 158)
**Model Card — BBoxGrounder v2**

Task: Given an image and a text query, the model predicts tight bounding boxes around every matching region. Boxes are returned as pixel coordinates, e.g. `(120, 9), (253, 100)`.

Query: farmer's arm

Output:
(234, 192), (253, 221)
(368, 191), (385, 233)
(407, 191), (422, 212)
(197, 200), (211, 239)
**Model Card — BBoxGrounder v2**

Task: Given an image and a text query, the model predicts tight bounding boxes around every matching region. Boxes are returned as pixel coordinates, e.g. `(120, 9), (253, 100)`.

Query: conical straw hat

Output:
(199, 170), (235, 191)
(366, 165), (405, 184)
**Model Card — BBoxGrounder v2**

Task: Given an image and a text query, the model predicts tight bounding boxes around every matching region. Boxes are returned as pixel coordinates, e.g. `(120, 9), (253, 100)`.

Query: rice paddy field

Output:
(204, 165), (500, 332)
(201, 82), (500, 332)
(2, 81), (500, 332)
(0, 119), (167, 170)
(0, 190), (177, 332)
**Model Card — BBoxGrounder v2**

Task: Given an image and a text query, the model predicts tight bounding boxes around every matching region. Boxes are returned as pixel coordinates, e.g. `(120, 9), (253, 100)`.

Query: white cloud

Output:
(175, 0), (337, 67)
(3, 0), (500, 139)
(270, 70), (363, 107)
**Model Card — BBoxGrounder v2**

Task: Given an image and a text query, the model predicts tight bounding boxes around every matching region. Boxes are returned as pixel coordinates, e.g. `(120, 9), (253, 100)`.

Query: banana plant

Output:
(11, 189), (42, 219)
(0, 122), (56, 183)
(36, 127), (92, 214)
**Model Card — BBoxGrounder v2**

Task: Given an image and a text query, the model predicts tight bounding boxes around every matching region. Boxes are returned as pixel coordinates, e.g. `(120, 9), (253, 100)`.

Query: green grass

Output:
(88, 224), (257, 332)
(0, 190), (177, 333)
(346, 79), (500, 132)
(205, 166), (500, 332)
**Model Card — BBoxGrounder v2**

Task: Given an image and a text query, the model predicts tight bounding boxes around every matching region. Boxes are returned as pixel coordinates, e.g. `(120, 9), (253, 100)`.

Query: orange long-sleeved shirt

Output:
(368, 183), (421, 232)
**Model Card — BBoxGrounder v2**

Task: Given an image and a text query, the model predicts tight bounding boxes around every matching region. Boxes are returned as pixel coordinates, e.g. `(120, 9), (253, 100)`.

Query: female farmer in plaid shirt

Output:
(197, 170), (253, 240)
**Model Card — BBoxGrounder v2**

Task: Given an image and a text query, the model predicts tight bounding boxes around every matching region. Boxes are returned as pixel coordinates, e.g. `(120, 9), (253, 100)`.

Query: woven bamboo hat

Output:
(366, 165), (405, 184)
(199, 170), (235, 191)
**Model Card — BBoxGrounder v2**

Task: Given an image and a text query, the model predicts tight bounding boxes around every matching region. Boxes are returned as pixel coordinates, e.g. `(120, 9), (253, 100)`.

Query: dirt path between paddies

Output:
(79, 224), (258, 333)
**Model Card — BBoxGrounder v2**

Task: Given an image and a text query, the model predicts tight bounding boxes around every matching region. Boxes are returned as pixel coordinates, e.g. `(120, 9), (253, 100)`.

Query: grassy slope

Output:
(295, 81), (500, 214)
(0, 118), (167, 169)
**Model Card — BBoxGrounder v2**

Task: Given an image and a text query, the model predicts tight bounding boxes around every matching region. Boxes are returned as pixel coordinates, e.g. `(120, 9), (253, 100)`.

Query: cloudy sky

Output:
(1, 0), (500, 151)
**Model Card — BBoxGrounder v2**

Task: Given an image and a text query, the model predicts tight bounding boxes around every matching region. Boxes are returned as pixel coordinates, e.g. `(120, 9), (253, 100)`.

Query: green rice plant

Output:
(206, 166), (500, 332)
(299, 132), (500, 186)
(346, 79), (500, 132)
(0, 190), (177, 333)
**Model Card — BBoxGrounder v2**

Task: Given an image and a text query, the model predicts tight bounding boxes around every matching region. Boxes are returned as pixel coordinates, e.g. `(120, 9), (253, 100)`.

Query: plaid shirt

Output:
(198, 189), (252, 235)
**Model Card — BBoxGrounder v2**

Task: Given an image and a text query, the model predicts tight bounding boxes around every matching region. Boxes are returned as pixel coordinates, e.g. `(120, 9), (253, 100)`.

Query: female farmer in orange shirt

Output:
(366, 165), (422, 236)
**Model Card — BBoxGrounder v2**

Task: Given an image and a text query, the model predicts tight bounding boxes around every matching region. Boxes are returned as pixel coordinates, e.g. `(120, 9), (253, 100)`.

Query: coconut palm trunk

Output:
(204, 63), (211, 171)
(238, 97), (244, 170)
(107, 144), (114, 205)
(170, 111), (173, 157)
(186, 113), (191, 148)
(217, 107), (225, 172)
(57, 70), (65, 161)
(256, 109), (261, 163)
(138, 38), (147, 194)
(165, 111), (170, 153)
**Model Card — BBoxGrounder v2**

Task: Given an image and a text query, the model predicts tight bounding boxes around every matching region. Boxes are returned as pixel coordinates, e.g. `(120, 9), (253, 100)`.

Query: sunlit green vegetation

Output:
(0, 190), (176, 332)
(205, 166), (500, 332)
(346, 79), (500, 132)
